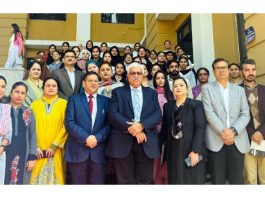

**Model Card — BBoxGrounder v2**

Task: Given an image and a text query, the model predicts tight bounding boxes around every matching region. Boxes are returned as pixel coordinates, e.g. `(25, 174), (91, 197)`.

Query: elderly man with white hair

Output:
(106, 62), (162, 184)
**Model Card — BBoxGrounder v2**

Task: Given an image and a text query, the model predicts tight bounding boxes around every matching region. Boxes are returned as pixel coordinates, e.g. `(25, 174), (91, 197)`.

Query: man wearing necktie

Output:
(106, 62), (162, 184)
(65, 71), (110, 184)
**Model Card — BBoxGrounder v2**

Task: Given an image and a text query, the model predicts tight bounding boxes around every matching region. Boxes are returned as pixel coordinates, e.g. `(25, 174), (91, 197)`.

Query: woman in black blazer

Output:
(160, 77), (207, 184)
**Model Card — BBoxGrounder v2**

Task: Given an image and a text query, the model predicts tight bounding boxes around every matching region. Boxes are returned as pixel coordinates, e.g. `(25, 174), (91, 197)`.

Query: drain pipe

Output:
(236, 13), (248, 62)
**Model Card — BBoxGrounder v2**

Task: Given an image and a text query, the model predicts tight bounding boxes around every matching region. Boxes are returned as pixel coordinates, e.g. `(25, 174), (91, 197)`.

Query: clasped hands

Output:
(127, 122), (147, 144)
(220, 128), (235, 145)
(86, 135), (97, 148)
(251, 131), (264, 144)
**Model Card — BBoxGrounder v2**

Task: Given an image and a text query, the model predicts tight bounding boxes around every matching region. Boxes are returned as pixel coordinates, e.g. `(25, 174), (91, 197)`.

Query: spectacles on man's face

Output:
(129, 72), (143, 76)
(215, 66), (228, 71)
(65, 55), (76, 59)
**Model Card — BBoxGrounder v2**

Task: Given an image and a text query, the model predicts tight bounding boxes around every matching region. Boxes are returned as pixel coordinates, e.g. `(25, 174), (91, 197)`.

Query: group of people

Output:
(1, 24), (264, 185)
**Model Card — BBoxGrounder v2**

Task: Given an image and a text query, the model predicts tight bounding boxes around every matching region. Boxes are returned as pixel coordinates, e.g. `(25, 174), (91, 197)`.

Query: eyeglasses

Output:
(64, 56), (76, 59)
(86, 80), (99, 83)
(129, 72), (143, 76)
(215, 66), (228, 71)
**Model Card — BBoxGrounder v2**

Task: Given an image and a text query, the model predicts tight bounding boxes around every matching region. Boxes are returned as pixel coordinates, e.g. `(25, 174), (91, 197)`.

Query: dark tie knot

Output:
(88, 95), (93, 100)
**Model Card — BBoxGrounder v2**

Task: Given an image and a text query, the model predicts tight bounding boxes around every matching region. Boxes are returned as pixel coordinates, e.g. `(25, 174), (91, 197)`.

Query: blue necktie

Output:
(132, 88), (141, 122)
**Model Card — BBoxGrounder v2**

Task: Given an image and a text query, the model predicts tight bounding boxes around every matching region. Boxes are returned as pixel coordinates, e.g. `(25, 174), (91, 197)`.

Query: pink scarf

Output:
(156, 86), (165, 94)
(0, 104), (11, 136)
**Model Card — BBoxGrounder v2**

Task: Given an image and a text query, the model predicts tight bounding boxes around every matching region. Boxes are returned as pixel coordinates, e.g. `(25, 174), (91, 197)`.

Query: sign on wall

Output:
(244, 26), (256, 44)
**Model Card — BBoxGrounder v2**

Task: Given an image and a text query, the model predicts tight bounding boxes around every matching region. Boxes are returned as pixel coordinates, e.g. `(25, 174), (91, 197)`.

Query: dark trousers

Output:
(113, 139), (154, 184)
(209, 144), (244, 184)
(68, 156), (106, 184)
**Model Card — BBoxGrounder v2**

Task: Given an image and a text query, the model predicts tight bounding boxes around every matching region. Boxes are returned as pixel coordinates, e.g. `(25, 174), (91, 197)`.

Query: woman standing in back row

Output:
(4, 23), (24, 69)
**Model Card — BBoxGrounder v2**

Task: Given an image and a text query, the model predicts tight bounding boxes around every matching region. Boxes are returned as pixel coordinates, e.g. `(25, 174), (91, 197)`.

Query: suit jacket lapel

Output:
(74, 71), (80, 92)
(81, 93), (91, 118)
(141, 86), (147, 116)
(213, 82), (226, 113)
(125, 85), (134, 113)
(94, 95), (103, 128)
(229, 84), (234, 113)
(62, 68), (74, 91)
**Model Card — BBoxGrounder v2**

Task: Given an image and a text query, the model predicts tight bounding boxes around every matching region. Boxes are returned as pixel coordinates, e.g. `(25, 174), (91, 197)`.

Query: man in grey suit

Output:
(51, 50), (84, 100)
(201, 58), (250, 184)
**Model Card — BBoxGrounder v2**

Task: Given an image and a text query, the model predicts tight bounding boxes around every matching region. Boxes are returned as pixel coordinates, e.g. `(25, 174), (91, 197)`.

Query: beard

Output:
(244, 75), (255, 82)
(169, 70), (179, 79)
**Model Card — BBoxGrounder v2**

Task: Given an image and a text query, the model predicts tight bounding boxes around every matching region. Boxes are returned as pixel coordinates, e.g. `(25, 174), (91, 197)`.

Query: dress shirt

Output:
(85, 92), (98, 128)
(130, 85), (143, 122)
(65, 67), (75, 90)
(217, 81), (230, 128)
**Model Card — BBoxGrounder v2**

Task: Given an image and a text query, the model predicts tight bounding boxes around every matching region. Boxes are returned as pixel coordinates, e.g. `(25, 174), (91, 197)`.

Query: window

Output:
(101, 14), (134, 24)
(30, 14), (66, 21)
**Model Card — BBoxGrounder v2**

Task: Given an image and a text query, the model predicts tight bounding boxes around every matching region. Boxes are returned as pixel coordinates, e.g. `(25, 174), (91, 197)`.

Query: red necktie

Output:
(88, 95), (93, 113)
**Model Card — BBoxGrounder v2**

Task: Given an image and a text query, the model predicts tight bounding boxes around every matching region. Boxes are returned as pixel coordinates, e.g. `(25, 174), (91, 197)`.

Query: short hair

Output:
(196, 67), (210, 76)
(212, 58), (229, 69)
(127, 62), (144, 74)
(228, 63), (241, 70)
(241, 59), (256, 68)
(63, 49), (76, 57)
(42, 77), (59, 90)
(167, 60), (179, 69)
(83, 71), (100, 81)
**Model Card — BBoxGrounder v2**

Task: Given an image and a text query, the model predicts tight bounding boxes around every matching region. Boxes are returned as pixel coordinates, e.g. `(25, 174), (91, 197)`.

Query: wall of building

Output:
(0, 14), (28, 67)
(27, 14), (77, 41)
(212, 14), (240, 64)
(145, 14), (190, 52)
(90, 14), (144, 44)
(245, 13), (265, 84)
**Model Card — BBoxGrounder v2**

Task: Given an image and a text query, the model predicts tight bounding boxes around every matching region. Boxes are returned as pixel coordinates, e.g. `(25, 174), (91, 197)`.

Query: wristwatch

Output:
(230, 127), (238, 136)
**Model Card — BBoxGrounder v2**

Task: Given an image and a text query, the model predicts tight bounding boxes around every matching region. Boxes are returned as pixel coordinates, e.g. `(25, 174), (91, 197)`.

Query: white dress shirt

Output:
(65, 67), (75, 89)
(85, 92), (98, 128)
(217, 81), (230, 128)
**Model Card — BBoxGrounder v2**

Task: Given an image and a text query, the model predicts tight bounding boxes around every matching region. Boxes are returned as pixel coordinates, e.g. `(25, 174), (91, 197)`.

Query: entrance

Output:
(177, 17), (193, 62)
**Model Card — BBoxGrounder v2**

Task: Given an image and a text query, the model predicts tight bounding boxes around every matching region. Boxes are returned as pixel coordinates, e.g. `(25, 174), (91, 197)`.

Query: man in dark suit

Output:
(240, 59), (265, 184)
(65, 72), (110, 184)
(51, 50), (84, 100)
(106, 62), (162, 184)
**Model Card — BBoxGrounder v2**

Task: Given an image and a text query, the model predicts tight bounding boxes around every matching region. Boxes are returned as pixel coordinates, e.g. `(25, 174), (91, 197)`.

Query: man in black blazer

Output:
(106, 62), (162, 184)
(51, 50), (84, 100)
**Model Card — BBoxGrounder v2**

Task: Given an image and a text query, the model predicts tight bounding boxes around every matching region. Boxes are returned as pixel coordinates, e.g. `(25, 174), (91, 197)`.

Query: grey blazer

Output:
(201, 82), (250, 153)
(51, 67), (84, 100)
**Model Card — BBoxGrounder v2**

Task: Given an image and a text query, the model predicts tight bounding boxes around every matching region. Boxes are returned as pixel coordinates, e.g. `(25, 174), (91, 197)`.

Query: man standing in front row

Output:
(65, 72), (110, 184)
(240, 59), (265, 184)
(106, 62), (162, 184)
(201, 58), (250, 184)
